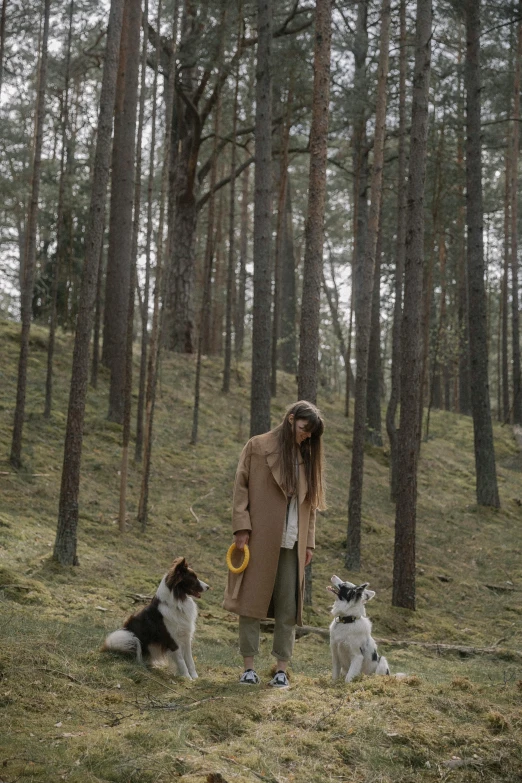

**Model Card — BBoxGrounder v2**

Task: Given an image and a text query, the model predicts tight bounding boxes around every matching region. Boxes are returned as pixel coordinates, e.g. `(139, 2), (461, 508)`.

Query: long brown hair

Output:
(273, 400), (326, 511)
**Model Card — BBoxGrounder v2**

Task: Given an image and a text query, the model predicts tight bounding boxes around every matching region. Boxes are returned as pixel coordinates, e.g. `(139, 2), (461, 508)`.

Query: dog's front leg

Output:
(345, 654), (364, 683)
(331, 644), (341, 681)
(180, 639), (198, 679)
(170, 649), (192, 679)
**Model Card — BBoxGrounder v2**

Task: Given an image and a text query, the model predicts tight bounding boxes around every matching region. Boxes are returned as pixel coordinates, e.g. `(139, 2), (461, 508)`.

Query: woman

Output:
(223, 400), (326, 687)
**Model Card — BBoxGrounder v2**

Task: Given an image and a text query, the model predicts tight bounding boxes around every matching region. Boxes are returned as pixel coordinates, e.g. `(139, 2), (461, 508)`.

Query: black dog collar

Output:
(335, 615), (359, 624)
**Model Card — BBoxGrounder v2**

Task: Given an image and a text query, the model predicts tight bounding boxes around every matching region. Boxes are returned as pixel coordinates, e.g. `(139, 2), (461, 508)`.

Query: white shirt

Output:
(281, 495), (298, 549)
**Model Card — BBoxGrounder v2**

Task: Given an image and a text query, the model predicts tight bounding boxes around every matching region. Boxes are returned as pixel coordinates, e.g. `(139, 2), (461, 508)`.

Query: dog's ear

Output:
(362, 588), (375, 602)
(166, 557), (188, 588)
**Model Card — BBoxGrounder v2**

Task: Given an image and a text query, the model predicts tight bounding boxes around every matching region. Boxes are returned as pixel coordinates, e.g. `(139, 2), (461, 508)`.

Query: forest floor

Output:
(0, 318), (521, 783)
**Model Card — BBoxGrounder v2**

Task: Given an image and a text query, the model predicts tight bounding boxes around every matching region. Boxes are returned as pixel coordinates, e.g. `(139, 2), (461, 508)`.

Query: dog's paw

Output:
(189, 671), (198, 679)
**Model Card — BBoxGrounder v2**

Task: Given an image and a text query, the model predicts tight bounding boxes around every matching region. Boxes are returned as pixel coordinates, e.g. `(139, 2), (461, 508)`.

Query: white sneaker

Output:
(268, 670), (290, 688)
(239, 669), (260, 685)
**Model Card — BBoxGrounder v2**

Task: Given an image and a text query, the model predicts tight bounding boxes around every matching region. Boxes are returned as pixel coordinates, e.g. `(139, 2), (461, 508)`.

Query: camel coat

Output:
(223, 430), (316, 625)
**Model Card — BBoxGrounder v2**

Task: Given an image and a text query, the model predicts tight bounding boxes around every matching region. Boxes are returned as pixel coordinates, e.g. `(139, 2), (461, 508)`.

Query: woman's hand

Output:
(305, 547), (314, 567)
(234, 530), (250, 550)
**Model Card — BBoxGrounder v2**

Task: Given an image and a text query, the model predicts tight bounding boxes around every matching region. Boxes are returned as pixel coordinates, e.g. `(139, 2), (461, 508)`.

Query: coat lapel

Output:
(266, 449), (286, 498)
(263, 432), (307, 506)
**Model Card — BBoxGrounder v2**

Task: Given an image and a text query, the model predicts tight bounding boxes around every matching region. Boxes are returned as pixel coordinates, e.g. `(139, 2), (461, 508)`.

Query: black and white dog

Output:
(102, 557), (209, 679)
(327, 576), (390, 682)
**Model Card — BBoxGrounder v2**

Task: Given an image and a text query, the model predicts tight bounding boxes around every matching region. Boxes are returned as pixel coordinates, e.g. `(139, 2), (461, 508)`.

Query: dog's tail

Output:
(101, 629), (143, 663)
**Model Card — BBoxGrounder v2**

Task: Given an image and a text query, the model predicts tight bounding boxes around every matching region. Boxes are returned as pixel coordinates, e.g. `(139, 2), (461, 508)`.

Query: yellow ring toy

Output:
(226, 543), (250, 574)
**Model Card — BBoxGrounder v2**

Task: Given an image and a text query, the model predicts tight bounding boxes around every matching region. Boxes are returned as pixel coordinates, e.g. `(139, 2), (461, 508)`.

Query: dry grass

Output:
(0, 318), (521, 783)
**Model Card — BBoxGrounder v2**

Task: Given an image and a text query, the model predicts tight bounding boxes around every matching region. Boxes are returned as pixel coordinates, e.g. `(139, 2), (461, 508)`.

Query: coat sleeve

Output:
(306, 506), (316, 549)
(232, 439), (253, 534)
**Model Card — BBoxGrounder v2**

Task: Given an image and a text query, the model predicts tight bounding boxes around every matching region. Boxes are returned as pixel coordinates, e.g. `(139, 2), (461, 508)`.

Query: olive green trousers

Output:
(238, 545), (298, 662)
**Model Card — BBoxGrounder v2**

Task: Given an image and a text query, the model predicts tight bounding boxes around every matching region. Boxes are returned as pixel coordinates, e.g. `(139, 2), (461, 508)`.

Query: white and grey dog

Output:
(327, 576), (390, 682)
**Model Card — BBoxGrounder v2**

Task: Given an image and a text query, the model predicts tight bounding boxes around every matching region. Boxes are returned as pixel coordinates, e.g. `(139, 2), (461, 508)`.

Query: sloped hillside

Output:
(1, 319), (521, 783)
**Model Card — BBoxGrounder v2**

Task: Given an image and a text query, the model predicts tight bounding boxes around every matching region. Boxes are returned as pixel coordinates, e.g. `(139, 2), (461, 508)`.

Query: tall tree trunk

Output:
(348, 0), (370, 421)
(235, 164), (250, 360)
(385, 0), (407, 500)
(346, 0), (391, 571)
(298, 0), (332, 404)
(366, 212), (383, 445)
(103, 0), (142, 424)
(192, 99), (222, 444)
(511, 3), (522, 424)
(502, 138), (511, 422)
(345, 280), (354, 417)
(271, 81), (293, 396)
(135, 4), (161, 462)
(53, 0), (126, 565)
(300, 0), (334, 606)
(250, 0), (273, 436)
(90, 232), (105, 388)
(164, 3), (200, 354)
(463, 0), (500, 508)
(119, 0), (150, 532)
(201, 106), (222, 355)
(138, 3), (178, 528)
(456, 37), (471, 416)
(223, 46), (241, 393)
(10, 0), (51, 468)
(44, 0), (74, 419)
(392, 0), (432, 610)
(210, 190), (226, 354)
(279, 175), (297, 375)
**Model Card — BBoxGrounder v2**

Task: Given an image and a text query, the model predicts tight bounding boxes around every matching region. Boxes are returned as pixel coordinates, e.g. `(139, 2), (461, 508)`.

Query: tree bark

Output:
(279, 175), (297, 375)
(191, 94), (223, 445)
(135, 0), (161, 462)
(502, 137), (511, 422)
(235, 164), (250, 361)
(511, 3), (522, 425)
(44, 0), (74, 419)
(250, 0), (273, 436)
(90, 233), (105, 389)
(210, 190), (226, 354)
(297, 0), (332, 404)
(346, 0), (391, 571)
(456, 36), (471, 416)
(385, 0), (407, 500)
(138, 3), (178, 528)
(392, 0), (432, 610)
(10, 0), (51, 468)
(119, 0), (150, 533)
(53, 0), (125, 565)
(271, 83), (293, 396)
(103, 0), (142, 424)
(366, 212), (383, 446)
(223, 39), (241, 393)
(463, 0), (500, 508)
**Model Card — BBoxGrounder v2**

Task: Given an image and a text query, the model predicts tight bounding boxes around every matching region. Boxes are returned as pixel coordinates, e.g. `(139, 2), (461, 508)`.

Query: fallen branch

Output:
(0, 472), (50, 476)
(189, 488), (215, 524)
(485, 583), (515, 592)
(143, 695), (228, 711)
(128, 592), (153, 602)
(260, 621), (522, 659)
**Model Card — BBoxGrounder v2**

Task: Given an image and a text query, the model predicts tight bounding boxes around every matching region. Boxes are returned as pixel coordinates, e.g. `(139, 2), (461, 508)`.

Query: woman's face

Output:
(293, 417), (312, 445)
